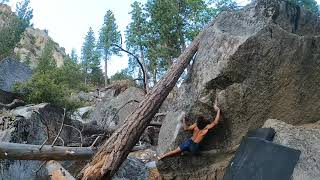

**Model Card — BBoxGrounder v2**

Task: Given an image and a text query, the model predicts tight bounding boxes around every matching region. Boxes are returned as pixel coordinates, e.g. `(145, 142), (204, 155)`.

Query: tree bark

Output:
(104, 58), (109, 86)
(0, 142), (94, 161)
(140, 45), (149, 92)
(46, 160), (76, 180)
(78, 21), (214, 180)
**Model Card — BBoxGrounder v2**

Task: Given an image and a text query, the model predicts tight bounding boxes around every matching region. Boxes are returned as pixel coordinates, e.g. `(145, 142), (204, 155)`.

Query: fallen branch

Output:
(90, 136), (102, 148)
(46, 160), (76, 180)
(149, 122), (162, 127)
(0, 142), (94, 161)
(52, 108), (66, 147)
(154, 112), (167, 117)
(56, 122), (84, 147)
(0, 99), (25, 110)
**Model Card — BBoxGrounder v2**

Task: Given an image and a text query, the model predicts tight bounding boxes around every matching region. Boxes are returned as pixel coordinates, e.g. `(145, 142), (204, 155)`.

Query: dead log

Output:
(0, 142), (94, 160)
(78, 21), (215, 180)
(46, 160), (76, 180)
(0, 99), (25, 110)
(149, 122), (162, 127)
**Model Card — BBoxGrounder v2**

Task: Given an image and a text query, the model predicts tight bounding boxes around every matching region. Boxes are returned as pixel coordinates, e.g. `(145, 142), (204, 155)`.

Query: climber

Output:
(158, 100), (221, 160)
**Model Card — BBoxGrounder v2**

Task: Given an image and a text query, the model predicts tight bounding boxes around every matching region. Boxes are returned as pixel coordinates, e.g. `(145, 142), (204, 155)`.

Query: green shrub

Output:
(14, 41), (87, 111)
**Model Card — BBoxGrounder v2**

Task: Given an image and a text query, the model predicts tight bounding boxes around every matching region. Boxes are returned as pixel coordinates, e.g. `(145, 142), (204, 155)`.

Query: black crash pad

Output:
(246, 128), (275, 141)
(223, 137), (301, 180)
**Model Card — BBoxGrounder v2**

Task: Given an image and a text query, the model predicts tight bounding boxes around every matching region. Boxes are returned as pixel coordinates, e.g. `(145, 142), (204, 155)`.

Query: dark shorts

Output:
(179, 139), (200, 154)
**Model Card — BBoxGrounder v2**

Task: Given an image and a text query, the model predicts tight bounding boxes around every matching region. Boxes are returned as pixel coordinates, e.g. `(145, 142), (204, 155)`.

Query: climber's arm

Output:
(205, 104), (221, 130)
(182, 117), (196, 131)
(185, 123), (196, 131)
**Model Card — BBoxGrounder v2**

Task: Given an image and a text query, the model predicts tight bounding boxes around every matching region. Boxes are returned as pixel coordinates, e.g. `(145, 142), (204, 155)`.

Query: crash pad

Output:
(246, 128), (275, 141)
(223, 137), (300, 180)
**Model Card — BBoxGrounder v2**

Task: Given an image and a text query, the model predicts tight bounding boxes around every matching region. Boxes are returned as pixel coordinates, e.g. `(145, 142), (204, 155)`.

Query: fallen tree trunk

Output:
(46, 160), (76, 180)
(78, 21), (215, 180)
(0, 99), (25, 110)
(0, 142), (94, 160)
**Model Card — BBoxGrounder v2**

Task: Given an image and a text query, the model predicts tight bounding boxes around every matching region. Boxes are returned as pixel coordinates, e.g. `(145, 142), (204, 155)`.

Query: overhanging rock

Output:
(157, 0), (320, 179)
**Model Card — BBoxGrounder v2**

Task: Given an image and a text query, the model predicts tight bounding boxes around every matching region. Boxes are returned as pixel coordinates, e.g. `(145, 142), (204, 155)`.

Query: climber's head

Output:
(196, 116), (210, 130)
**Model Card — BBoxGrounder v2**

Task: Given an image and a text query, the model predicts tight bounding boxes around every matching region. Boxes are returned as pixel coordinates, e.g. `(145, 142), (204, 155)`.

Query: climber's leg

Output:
(158, 147), (182, 160)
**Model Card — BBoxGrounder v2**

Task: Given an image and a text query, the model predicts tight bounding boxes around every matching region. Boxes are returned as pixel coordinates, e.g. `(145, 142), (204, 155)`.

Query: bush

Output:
(110, 68), (133, 81)
(14, 41), (87, 111)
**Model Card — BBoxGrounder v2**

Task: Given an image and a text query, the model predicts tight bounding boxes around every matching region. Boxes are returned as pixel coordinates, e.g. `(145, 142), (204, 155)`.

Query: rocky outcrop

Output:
(0, 4), (66, 68)
(263, 119), (320, 180)
(157, 0), (320, 179)
(0, 58), (32, 104)
(0, 4), (15, 28)
(90, 86), (145, 131)
(0, 58), (32, 93)
(71, 106), (94, 123)
(14, 28), (67, 68)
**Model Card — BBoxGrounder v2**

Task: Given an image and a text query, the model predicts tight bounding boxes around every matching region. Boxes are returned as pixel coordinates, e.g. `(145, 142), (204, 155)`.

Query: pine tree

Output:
(15, 0), (33, 29)
(98, 10), (121, 86)
(0, 0), (9, 4)
(56, 56), (84, 90)
(126, 1), (150, 89)
(36, 40), (56, 74)
(90, 51), (104, 86)
(70, 48), (78, 63)
(131, 0), (213, 81)
(81, 27), (96, 85)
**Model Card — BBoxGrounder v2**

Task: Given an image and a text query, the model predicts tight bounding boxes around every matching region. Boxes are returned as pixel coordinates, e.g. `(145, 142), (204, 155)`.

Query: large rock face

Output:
(0, 58), (32, 92)
(90, 87), (145, 131)
(0, 58), (32, 104)
(0, 4), (15, 28)
(157, 0), (320, 179)
(0, 4), (66, 69)
(14, 28), (67, 68)
(263, 119), (320, 180)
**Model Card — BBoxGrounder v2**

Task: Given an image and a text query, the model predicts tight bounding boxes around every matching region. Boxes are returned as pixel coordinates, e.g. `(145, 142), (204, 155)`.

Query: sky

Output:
(5, 0), (320, 76)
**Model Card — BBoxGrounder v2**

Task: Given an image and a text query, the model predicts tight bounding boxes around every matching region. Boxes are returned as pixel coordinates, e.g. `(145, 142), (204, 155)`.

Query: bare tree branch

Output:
(111, 43), (148, 92)
(0, 99), (26, 110)
(58, 123), (83, 147)
(39, 137), (48, 150)
(90, 136), (101, 148)
(52, 108), (66, 147)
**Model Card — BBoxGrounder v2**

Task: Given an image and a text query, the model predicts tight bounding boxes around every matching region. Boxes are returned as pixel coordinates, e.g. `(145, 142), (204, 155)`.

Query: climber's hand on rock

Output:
(214, 99), (220, 111)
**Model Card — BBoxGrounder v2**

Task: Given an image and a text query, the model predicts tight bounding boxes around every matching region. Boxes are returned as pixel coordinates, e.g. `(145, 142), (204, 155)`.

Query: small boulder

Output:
(113, 157), (148, 180)
(90, 87), (145, 131)
(0, 58), (32, 104)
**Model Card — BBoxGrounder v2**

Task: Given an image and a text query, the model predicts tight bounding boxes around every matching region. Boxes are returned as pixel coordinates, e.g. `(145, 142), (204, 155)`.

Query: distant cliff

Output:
(0, 4), (66, 68)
